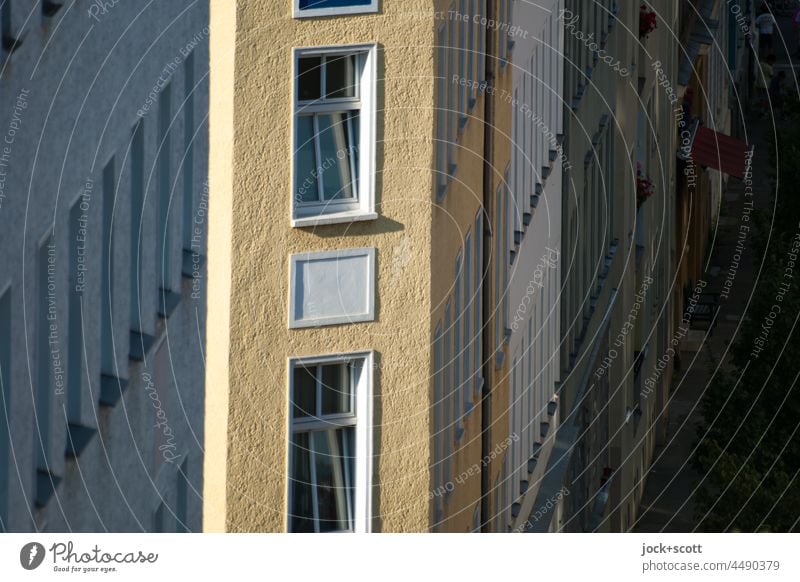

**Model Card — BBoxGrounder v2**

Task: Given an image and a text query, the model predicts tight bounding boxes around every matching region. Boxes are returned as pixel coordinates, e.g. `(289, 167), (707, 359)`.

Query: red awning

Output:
(690, 126), (750, 179)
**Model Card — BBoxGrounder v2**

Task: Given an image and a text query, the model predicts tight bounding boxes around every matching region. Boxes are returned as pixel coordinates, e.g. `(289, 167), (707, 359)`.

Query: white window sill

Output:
(292, 211), (378, 228)
(293, 5), (379, 19)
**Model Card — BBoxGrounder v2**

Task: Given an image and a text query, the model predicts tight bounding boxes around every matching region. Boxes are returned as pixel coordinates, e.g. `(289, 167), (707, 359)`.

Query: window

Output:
(1, 1), (22, 53)
(467, 0), (476, 109)
(493, 474), (500, 532)
(503, 167), (510, 336)
(42, 1), (63, 17)
(293, 45), (377, 226)
(0, 286), (10, 530)
(68, 199), (83, 423)
(130, 122), (145, 331)
(182, 51), (196, 255)
(454, 252), (463, 433)
(101, 159), (115, 374)
(157, 82), (174, 291)
(443, 302), (452, 488)
(293, 0), (378, 19)
(494, 183), (503, 356)
(436, 25), (448, 196)
(473, 211), (483, 397)
(288, 352), (373, 533)
(458, 0), (468, 127)
(476, 0), (486, 85)
(37, 236), (54, 471)
(433, 323), (444, 526)
(463, 232), (472, 410)
(498, 0), (508, 67)
(288, 248), (376, 328)
(177, 459), (189, 533)
(447, 6), (457, 169)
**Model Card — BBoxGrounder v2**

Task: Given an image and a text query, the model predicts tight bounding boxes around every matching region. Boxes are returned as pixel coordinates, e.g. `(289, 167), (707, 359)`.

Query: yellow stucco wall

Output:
(206, 0), (443, 532)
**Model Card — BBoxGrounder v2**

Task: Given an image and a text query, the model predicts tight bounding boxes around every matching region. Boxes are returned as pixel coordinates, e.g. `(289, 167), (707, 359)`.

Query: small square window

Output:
(294, 0), (379, 19)
(293, 45), (377, 226)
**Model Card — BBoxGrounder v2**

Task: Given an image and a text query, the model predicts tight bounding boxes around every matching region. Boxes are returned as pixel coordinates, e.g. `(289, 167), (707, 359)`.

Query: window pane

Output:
(290, 433), (315, 532)
(292, 364), (317, 418)
(320, 362), (351, 416)
(295, 116), (320, 203)
(312, 428), (354, 532)
(298, 57), (322, 101)
(300, 0), (372, 8)
(325, 55), (356, 99)
(317, 112), (358, 201)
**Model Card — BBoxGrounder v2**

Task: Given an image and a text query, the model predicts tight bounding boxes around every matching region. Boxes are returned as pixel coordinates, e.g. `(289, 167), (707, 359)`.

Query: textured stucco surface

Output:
(208, 0), (441, 532)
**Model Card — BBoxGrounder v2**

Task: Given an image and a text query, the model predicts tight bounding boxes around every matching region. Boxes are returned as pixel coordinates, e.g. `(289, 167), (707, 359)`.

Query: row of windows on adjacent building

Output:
(564, 0), (619, 110)
(431, 210), (484, 529)
(435, 0), (517, 197)
(511, 9), (562, 236)
(0, 50), (200, 531)
(502, 268), (559, 531)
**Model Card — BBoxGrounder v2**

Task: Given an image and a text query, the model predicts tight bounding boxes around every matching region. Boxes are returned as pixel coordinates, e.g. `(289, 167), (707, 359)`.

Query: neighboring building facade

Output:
(528, 0), (681, 532)
(0, 0), (208, 532)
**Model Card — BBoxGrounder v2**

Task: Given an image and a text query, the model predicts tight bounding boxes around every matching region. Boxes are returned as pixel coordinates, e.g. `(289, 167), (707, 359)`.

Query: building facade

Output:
(0, 0), (208, 532)
(527, 0), (681, 532)
(205, 0), (751, 533)
(206, 0), (564, 532)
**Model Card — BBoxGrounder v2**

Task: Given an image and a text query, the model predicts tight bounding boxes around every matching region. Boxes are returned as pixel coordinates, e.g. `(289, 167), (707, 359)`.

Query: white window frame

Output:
(463, 231), (472, 410)
(288, 247), (376, 328)
(292, 44), (378, 227)
(292, 0), (378, 19)
(454, 251), (464, 436)
(286, 351), (374, 533)
(433, 322), (444, 527)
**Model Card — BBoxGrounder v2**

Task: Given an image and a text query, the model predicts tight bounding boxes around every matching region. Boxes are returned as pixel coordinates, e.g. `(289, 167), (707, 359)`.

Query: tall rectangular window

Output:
(447, 7), (457, 169)
(493, 475), (500, 531)
(1, 1), (21, 52)
(37, 236), (54, 469)
(443, 302), (452, 489)
(101, 158), (115, 374)
(510, 355), (517, 500)
(433, 322), (443, 526)
(0, 286), (10, 530)
(499, 0), (508, 66)
(474, 211), (482, 397)
(467, 0), (475, 108)
(293, 45), (377, 225)
(130, 121), (145, 331)
(182, 51), (195, 253)
(458, 0), (468, 125)
(288, 353), (373, 533)
(503, 168), (510, 334)
(68, 199), (83, 422)
(476, 0), (485, 85)
(528, 317), (534, 445)
(463, 232), (472, 408)
(157, 81), (173, 291)
(436, 26), (448, 194)
(454, 252), (463, 432)
(494, 184), (503, 352)
(177, 459), (189, 533)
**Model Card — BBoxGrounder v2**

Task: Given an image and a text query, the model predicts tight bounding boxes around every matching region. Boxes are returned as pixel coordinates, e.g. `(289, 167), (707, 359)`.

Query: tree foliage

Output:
(694, 100), (800, 532)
